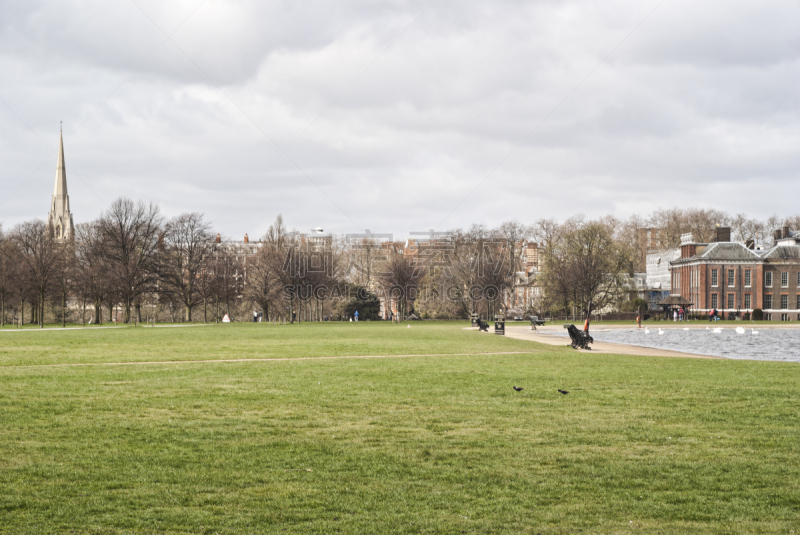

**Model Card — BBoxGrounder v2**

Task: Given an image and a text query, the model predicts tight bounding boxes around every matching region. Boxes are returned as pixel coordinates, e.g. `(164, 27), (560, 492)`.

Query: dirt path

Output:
(7, 351), (535, 368)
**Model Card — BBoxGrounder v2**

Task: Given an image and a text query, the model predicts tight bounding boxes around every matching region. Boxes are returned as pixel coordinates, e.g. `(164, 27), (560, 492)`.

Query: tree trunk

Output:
(40, 289), (45, 328)
(62, 291), (67, 328)
(186, 304), (191, 323)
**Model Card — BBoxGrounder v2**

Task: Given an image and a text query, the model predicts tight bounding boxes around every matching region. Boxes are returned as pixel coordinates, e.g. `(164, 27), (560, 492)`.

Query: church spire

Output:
(48, 126), (74, 242)
(53, 128), (68, 198)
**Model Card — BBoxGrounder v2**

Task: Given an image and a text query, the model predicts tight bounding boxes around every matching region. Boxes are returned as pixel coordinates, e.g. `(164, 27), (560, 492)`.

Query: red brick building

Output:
(671, 227), (800, 320)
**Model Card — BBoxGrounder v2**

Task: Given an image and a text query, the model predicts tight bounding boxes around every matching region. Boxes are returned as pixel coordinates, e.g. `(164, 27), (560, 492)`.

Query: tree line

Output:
(1, 201), (797, 326)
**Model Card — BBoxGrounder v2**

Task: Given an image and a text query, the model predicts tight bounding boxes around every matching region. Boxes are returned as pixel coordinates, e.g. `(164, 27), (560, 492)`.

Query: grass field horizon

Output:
(1, 322), (799, 533)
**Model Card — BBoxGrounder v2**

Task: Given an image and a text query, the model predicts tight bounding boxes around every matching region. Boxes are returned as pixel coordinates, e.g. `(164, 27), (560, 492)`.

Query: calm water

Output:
(553, 326), (800, 362)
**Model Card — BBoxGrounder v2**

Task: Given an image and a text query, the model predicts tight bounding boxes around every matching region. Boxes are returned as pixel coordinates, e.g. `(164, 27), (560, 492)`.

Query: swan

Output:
(712, 327), (723, 333)
(658, 328), (665, 335)
(644, 327), (650, 334)
(752, 328), (759, 335)
(735, 326), (745, 334)
(706, 326), (710, 331)
(683, 328), (689, 331)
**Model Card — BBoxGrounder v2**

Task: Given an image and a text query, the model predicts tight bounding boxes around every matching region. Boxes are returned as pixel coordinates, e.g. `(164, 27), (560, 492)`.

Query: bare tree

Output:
(380, 250), (423, 320)
(245, 242), (280, 321)
(0, 226), (11, 326)
(159, 213), (216, 322)
(210, 247), (244, 321)
(97, 198), (163, 323)
(11, 220), (67, 327)
(539, 220), (633, 317)
(50, 242), (76, 327)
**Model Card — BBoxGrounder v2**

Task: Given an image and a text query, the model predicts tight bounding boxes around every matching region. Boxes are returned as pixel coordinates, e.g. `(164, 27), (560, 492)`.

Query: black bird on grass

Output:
(513, 386), (523, 392)
(558, 389), (569, 395)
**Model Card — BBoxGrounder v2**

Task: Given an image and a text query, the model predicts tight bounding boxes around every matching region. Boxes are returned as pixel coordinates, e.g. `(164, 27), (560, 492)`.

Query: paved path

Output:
(502, 325), (723, 359)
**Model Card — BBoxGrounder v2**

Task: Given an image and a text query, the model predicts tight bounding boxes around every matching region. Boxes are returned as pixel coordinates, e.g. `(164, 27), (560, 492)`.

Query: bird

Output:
(644, 327), (650, 334)
(706, 326), (710, 331)
(513, 386), (523, 392)
(752, 328), (759, 335)
(658, 328), (665, 335)
(735, 326), (745, 334)
(558, 389), (569, 395)
(712, 327), (723, 333)
(683, 328), (689, 331)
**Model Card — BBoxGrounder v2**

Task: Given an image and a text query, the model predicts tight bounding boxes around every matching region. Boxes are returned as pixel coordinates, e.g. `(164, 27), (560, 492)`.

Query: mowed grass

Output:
(0, 323), (799, 534)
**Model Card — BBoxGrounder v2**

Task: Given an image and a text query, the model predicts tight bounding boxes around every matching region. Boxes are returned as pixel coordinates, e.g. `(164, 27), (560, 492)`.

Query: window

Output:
(711, 269), (718, 287)
(797, 294), (800, 310)
(727, 294), (735, 309)
(765, 294), (773, 309)
(782, 313), (789, 322)
(745, 269), (751, 287)
(745, 294), (751, 309)
(728, 269), (735, 287)
(781, 295), (788, 309)
(711, 294), (718, 309)
(782, 272), (789, 288)
(797, 272), (800, 287)
(765, 313), (772, 321)
(766, 272), (773, 288)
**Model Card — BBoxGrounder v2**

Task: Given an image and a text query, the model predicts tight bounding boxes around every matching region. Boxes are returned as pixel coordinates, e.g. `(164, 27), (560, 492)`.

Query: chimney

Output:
(774, 229), (782, 241)
(244, 233), (249, 244)
(783, 226), (790, 239)
(679, 233), (696, 258)
(215, 233), (221, 244)
(715, 227), (731, 243)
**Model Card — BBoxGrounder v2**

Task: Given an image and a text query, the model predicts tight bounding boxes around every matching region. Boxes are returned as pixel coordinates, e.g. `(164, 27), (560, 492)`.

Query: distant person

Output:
(636, 314), (641, 328)
(673, 310), (678, 322)
(354, 310), (359, 322)
(709, 309), (714, 322)
(253, 310), (258, 323)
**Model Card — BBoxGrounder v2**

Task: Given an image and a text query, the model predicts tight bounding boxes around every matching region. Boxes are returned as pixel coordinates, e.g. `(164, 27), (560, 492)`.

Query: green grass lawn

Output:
(1, 322), (798, 533)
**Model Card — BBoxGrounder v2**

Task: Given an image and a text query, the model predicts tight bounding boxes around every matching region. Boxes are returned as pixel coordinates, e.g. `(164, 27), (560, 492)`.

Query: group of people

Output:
(672, 307), (687, 322)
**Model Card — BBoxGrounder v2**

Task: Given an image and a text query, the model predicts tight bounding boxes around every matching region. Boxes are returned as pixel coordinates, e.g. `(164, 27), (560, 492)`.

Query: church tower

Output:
(47, 127), (75, 242)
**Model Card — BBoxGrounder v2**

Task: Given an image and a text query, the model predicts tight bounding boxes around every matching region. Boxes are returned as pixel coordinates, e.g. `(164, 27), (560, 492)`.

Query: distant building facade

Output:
(671, 226), (800, 320)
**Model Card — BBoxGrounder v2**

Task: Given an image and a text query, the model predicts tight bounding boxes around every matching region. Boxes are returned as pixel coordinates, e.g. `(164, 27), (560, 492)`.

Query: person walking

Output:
(354, 310), (359, 322)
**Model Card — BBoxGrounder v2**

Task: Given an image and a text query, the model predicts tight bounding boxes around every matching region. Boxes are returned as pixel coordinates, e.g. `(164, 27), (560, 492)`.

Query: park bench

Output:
(529, 315), (546, 330)
(564, 323), (593, 350)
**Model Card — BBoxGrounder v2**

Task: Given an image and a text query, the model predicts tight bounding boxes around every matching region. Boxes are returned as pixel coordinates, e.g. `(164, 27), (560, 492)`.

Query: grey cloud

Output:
(2, 0), (800, 238)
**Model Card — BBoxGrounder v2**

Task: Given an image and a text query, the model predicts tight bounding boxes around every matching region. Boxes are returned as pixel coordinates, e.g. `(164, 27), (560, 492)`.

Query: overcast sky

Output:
(1, 0), (799, 239)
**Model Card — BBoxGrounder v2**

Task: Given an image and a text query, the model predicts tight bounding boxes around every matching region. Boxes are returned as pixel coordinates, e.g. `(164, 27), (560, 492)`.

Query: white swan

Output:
(712, 327), (723, 333)
(735, 326), (745, 334)
(752, 328), (759, 335)
(706, 326), (710, 331)
(658, 328), (665, 335)
(683, 328), (689, 331)
(644, 327), (650, 334)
